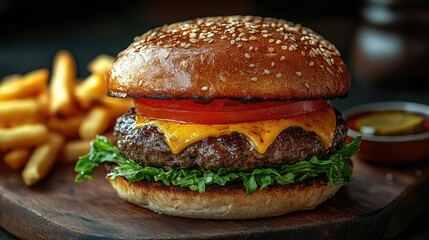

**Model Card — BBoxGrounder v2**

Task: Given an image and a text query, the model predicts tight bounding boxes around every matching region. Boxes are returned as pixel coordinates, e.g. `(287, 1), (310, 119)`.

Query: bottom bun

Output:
(107, 174), (341, 220)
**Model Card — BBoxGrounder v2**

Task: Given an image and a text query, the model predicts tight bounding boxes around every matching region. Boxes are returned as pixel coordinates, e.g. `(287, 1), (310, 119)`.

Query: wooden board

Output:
(1, 157), (429, 240)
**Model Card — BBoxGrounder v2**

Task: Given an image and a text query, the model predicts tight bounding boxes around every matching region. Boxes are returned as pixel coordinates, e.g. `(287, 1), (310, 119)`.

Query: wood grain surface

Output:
(1, 157), (429, 240)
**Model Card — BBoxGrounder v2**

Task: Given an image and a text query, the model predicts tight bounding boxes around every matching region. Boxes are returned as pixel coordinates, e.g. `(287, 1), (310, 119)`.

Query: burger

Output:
(75, 15), (360, 219)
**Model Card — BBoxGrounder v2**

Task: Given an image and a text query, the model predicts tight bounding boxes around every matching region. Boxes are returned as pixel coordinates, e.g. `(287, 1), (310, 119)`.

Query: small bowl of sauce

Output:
(343, 101), (429, 165)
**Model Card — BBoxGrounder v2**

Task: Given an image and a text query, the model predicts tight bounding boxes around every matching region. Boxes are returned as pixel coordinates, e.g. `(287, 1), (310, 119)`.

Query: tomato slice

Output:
(134, 98), (328, 124)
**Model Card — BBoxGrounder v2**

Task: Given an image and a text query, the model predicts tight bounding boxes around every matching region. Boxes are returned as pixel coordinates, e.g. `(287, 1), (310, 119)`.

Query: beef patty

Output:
(114, 108), (348, 172)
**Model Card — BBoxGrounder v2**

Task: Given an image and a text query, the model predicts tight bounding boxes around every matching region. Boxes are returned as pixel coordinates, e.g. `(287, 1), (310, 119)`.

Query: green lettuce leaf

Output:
(75, 135), (361, 195)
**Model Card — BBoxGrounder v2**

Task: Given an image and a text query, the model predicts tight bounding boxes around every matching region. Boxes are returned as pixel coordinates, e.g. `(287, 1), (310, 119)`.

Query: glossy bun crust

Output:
(107, 173), (340, 219)
(108, 16), (350, 100)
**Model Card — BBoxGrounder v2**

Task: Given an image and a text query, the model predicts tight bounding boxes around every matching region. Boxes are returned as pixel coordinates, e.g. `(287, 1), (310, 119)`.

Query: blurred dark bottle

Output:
(351, 0), (429, 89)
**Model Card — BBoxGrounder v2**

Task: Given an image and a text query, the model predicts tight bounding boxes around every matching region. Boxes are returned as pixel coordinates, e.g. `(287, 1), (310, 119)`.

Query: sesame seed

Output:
(264, 69), (270, 74)
(250, 77), (258, 81)
(271, 62), (275, 67)
(295, 71), (302, 76)
(276, 73), (282, 78)
(309, 49), (317, 57)
(163, 51), (171, 59)
(245, 53), (251, 58)
(219, 76), (226, 82)
(289, 44), (298, 51)
(308, 39), (317, 46)
(132, 16), (342, 73)
(304, 83), (310, 88)
(249, 63), (255, 67)
(181, 61), (189, 69)
(201, 86), (208, 91)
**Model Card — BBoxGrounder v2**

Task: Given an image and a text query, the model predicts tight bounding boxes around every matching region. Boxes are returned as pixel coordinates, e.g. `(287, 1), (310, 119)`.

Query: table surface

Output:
(1, 1), (428, 239)
(2, 157), (429, 240)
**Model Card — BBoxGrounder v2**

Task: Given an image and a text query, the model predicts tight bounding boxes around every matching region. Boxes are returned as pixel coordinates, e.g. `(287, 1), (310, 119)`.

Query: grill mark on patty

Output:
(113, 108), (347, 172)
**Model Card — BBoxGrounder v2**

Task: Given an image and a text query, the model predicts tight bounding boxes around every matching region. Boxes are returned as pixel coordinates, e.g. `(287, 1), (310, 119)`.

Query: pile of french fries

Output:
(0, 50), (133, 186)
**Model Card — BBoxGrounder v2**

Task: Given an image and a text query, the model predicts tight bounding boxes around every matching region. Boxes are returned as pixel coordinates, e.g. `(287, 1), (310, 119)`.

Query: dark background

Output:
(1, 0), (428, 111)
(0, 0), (429, 239)
(0, 0), (361, 78)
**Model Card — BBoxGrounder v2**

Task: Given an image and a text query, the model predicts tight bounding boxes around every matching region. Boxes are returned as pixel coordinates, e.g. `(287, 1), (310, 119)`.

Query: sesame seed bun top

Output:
(107, 15), (350, 101)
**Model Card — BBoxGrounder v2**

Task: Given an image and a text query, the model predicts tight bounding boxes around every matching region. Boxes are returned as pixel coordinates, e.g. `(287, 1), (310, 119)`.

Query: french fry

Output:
(1, 74), (21, 84)
(74, 73), (107, 109)
(0, 50), (128, 187)
(7, 115), (46, 128)
(47, 115), (84, 140)
(0, 99), (40, 122)
(87, 54), (114, 75)
(79, 107), (111, 139)
(99, 96), (133, 118)
(0, 124), (49, 150)
(49, 50), (77, 116)
(35, 85), (50, 116)
(60, 139), (91, 164)
(0, 69), (49, 100)
(4, 148), (31, 170)
(21, 132), (65, 186)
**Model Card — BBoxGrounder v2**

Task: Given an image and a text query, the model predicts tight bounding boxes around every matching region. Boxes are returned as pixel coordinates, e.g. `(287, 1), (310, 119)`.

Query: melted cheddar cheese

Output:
(135, 106), (336, 154)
